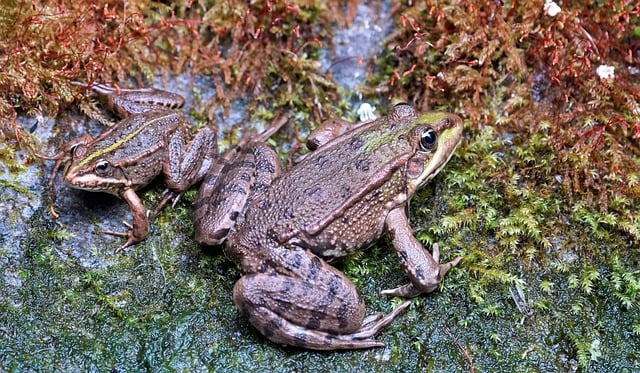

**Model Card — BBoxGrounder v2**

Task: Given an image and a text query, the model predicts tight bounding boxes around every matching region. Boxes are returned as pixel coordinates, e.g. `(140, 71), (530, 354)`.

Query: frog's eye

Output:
(95, 160), (111, 176)
(420, 128), (437, 151)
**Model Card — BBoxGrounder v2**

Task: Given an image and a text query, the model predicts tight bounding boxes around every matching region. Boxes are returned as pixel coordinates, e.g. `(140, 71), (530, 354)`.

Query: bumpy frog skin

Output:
(194, 104), (463, 349)
(39, 84), (216, 251)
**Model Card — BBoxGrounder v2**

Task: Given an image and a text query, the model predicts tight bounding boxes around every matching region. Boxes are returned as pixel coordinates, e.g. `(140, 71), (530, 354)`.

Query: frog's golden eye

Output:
(95, 160), (111, 176)
(419, 128), (437, 152)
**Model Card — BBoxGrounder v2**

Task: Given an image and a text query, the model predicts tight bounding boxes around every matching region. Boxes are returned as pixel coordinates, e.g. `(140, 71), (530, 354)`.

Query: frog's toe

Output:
(105, 233), (137, 253)
(102, 224), (145, 253)
(151, 189), (181, 217)
(361, 312), (384, 327)
(439, 256), (463, 279)
(351, 300), (411, 338)
(113, 241), (133, 253)
(382, 251), (463, 297)
(381, 283), (422, 297)
(102, 228), (129, 238)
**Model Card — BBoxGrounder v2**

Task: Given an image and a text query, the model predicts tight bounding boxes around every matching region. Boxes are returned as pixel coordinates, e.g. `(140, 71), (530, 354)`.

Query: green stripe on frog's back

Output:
(360, 111), (460, 154)
(77, 111), (178, 168)
(359, 118), (412, 155)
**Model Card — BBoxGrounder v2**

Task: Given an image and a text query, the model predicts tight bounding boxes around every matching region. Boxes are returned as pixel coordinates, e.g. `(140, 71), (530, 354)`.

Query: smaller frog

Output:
(38, 83), (216, 252)
(194, 104), (463, 349)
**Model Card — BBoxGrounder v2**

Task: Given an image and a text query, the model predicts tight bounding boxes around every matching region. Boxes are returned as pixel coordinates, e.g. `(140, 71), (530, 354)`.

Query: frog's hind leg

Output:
(235, 297), (382, 350)
(194, 143), (281, 246)
(232, 261), (409, 350)
(164, 123), (217, 192)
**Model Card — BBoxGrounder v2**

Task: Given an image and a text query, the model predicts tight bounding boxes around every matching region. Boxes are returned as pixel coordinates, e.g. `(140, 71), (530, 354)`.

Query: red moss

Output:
(376, 0), (640, 204)
(0, 0), (345, 145)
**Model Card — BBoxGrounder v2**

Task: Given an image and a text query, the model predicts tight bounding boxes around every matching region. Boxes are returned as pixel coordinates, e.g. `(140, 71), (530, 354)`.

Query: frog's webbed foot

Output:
(348, 300), (411, 339)
(102, 219), (147, 253)
(381, 243), (463, 298)
(102, 228), (136, 253)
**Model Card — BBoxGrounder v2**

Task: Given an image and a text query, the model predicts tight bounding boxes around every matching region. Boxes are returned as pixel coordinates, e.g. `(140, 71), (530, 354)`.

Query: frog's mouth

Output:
(64, 166), (131, 193)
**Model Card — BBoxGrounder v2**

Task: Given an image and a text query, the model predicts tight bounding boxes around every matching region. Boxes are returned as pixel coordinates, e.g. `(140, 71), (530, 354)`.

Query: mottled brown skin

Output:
(41, 84), (216, 251)
(195, 104), (463, 349)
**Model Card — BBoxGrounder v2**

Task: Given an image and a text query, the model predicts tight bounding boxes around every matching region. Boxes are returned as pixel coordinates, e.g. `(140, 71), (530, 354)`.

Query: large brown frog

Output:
(194, 104), (463, 349)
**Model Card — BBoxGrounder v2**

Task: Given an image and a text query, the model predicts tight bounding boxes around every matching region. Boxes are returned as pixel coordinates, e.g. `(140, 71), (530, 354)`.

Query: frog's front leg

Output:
(232, 249), (410, 350)
(381, 208), (462, 297)
(102, 188), (149, 252)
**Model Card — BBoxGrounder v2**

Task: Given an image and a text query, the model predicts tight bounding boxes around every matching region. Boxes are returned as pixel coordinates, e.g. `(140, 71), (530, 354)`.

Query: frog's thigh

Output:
(232, 261), (371, 343)
(233, 267), (364, 331)
(194, 146), (275, 246)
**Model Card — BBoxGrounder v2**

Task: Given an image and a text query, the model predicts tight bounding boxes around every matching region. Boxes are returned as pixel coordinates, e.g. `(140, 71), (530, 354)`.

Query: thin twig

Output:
(443, 325), (474, 373)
